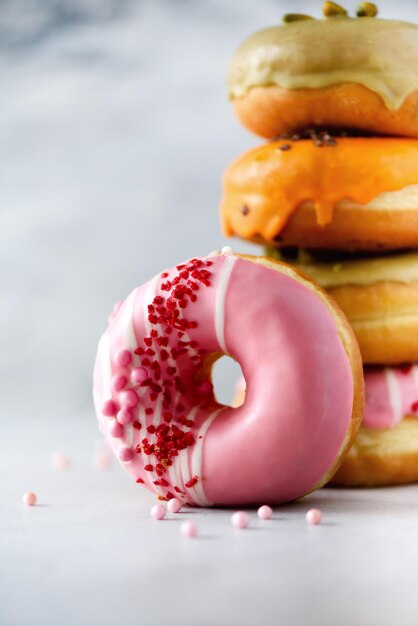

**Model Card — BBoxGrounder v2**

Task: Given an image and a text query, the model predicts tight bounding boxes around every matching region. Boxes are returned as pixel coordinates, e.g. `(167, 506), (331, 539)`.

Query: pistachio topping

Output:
(323, 2), (348, 17)
(282, 14), (314, 23)
(356, 2), (378, 17)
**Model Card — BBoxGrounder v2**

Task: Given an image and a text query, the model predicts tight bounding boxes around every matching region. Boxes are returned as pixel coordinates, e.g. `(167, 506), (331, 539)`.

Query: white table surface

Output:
(2, 416), (418, 626)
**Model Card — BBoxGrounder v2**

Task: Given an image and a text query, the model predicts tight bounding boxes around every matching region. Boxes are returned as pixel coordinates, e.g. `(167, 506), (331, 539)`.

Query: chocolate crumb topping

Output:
(274, 127), (375, 148)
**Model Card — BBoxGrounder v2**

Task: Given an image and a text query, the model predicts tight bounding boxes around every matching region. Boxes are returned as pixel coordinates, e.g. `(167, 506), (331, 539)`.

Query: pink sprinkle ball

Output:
(196, 381), (212, 396)
(306, 508), (322, 525)
(231, 511), (249, 529)
(92, 450), (112, 470)
(131, 367), (149, 384)
(150, 504), (166, 520)
(117, 407), (134, 425)
(22, 492), (37, 506)
(114, 349), (132, 367)
(180, 521), (198, 538)
(167, 498), (182, 514)
(257, 505), (273, 520)
(101, 399), (117, 417)
(119, 389), (140, 408)
(111, 374), (127, 392)
(51, 452), (70, 470)
(109, 420), (124, 438)
(118, 446), (134, 463)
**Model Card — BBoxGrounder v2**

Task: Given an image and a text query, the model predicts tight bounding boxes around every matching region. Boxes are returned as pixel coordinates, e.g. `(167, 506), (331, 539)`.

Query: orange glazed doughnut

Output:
(228, 17), (418, 139)
(220, 138), (418, 251)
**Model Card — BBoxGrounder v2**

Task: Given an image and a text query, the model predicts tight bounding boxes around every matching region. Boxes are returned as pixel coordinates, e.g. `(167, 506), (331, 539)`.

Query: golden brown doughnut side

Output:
(233, 84), (418, 139)
(331, 419), (418, 486)
(277, 205), (418, 251)
(327, 281), (418, 364)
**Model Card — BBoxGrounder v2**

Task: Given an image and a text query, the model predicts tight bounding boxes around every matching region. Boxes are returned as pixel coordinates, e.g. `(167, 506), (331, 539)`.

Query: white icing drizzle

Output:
(99, 258), (235, 503)
(385, 368), (403, 425)
(411, 365), (418, 399)
(175, 405), (199, 496)
(215, 255), (237, 354)
(189, 407), (225, 506)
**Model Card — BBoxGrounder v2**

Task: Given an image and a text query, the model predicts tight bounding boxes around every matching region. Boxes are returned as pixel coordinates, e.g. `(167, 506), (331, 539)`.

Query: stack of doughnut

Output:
(221, 2), (418, 486)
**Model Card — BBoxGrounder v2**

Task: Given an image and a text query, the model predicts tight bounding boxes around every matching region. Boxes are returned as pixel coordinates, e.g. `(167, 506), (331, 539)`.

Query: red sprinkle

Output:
(128, 258), (214, 485)
(185, 476), (198, 489)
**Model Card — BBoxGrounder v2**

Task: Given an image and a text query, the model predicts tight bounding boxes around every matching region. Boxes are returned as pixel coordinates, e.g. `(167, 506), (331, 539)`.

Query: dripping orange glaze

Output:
(220, 138), (418, 243)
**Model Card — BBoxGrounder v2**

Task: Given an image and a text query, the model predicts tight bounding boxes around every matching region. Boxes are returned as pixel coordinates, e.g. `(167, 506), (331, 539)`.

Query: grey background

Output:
(2, 0), (418, 421)
(2, 2), (418, 625)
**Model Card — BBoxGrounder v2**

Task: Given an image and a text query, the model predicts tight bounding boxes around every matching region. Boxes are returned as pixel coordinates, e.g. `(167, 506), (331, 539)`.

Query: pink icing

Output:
(363, 365), (418, 429)
(93, 253), (354, 506)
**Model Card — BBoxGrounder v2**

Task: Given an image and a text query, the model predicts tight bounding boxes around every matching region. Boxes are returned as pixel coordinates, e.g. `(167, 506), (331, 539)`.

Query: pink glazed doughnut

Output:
(93, 251), (363, 506)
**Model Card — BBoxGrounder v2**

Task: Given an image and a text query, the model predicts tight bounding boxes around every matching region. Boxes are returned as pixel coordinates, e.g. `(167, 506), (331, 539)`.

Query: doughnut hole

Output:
(211, 355), (245, 407)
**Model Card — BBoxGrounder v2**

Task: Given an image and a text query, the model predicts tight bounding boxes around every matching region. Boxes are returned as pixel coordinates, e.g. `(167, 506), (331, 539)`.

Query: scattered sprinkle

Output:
(150, 504), (166, 520)
(231, 511), (249, 529)
(257, 505), (273, 520)
(167, 498), (183, 513)
(51, 452), (70, 470)
(92, 450), (112, 470)
(22, 492), (37, 506)
(181, 520), (198, 538)
(306, 508), (322, 525)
